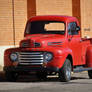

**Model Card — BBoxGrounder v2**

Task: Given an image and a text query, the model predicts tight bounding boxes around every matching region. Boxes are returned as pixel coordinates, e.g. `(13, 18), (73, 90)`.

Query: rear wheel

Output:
(5, 71), (18, 82)
(59, 59), (72, 82)
(88, 70), (92, 79)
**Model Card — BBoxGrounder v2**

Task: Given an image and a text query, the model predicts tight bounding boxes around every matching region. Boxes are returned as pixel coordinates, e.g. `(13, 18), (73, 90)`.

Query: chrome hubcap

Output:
(66, 64), (71, 79)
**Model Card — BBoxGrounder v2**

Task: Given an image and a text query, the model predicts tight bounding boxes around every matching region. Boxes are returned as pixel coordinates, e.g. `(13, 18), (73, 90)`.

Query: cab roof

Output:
(28, 15), (78, 24)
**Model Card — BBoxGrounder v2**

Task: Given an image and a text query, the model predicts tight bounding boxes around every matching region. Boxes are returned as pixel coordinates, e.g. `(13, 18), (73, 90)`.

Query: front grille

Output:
(19, 52), (44, 65)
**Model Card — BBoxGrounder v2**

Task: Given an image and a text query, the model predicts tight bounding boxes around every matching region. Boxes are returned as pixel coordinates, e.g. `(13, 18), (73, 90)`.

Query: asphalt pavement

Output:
(0, 72), (92, 92)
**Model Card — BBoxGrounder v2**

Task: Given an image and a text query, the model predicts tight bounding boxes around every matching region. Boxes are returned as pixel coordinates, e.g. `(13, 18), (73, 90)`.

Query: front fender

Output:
(47, 48), (73, 69)
(4, 48), (22, 66)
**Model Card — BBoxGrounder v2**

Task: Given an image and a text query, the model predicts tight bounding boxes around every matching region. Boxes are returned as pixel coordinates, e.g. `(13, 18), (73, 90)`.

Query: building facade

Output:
(0, 0), (92, 70)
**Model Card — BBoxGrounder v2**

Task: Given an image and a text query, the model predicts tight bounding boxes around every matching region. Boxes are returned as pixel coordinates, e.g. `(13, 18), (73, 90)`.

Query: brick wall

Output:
(0, 0), (14, 46)
(14, 0), (27, 45)
(36, 0), (72, 16)
(81, 0), (92, 38)
(0, 0), (27, 46)
(1, 0), (92, 47)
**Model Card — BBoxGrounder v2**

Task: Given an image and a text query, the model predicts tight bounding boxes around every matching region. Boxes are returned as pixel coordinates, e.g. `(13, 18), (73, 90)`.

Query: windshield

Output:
(25, 21), (65, 35)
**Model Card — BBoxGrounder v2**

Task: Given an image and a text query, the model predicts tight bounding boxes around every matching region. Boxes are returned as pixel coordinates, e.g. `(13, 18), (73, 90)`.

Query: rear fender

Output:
(86, 46), (92, 67)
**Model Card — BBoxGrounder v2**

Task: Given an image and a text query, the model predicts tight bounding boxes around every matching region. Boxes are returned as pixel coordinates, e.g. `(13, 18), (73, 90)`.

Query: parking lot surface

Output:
(0, 72), (92, 92)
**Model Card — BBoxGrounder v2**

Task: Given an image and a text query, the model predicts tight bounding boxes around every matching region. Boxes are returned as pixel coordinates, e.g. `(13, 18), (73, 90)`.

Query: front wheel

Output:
(88, 70), (92, 79)
(59, 59), (72, 82)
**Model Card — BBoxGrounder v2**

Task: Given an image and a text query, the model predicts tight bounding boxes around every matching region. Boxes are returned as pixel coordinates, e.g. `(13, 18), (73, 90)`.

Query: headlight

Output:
(44, 53), (53, 62)
(10, 52), (18, 62)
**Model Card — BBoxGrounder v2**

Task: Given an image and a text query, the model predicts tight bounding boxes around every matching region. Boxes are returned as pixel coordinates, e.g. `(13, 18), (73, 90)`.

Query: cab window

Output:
(68, 22), (78, 35)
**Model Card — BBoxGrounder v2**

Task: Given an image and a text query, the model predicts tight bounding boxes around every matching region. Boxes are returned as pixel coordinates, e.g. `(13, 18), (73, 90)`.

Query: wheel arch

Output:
(66, 54), (73, 70)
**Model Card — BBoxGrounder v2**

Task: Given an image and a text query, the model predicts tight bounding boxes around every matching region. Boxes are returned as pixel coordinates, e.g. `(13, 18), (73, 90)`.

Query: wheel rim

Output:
(66, 63), (71, 79)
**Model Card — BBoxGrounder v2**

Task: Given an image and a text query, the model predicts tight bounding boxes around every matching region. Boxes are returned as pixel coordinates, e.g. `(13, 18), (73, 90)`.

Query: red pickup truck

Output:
(4, 15), (92, 82)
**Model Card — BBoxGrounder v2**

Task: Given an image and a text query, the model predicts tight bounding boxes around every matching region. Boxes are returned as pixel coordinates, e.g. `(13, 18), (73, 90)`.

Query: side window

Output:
(68, 22), (78, 35)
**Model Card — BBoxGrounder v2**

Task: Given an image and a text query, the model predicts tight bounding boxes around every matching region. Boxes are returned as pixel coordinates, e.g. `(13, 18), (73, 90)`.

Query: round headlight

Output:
(10, 52), (18, 62)
(44, 53), (53, 62)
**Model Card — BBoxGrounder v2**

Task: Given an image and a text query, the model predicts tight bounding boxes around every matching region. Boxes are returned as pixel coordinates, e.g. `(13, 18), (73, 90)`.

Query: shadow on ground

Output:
(0, 71), (89, 82)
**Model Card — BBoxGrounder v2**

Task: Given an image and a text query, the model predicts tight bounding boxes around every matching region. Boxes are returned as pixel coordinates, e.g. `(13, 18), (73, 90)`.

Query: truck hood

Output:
(20, 34), (65, 47)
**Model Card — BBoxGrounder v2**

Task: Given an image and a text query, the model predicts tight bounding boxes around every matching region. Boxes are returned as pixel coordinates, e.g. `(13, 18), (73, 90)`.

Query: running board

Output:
(73, 67), (92, 73)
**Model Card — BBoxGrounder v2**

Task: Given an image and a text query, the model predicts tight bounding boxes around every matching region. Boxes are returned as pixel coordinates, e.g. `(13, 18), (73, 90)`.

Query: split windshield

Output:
(25, 21), (65, 35)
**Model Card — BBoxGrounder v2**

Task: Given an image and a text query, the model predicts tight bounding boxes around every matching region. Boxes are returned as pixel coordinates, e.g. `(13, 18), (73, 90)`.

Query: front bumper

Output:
(4, 66), (59, 73)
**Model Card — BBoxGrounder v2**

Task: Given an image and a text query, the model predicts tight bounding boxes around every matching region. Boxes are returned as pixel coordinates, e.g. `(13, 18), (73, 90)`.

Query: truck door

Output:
(67, 22), (82, 65)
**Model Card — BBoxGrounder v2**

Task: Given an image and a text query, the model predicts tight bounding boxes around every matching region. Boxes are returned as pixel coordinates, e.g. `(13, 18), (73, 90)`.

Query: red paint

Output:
(86, 46), (92, 67)
(4, 15), (92, 70)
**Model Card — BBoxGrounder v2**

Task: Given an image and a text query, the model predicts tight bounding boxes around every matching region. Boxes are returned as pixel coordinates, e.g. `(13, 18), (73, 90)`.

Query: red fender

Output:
(86, 46), (92, 67)
(47, 48), (73, 69)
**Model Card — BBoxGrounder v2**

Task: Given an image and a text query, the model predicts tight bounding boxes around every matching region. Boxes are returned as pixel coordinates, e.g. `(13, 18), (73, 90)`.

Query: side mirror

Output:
(76, 26), (80, 31)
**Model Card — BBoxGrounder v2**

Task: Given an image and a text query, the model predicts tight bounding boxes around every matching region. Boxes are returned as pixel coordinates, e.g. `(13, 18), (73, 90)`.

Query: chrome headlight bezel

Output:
(10, 52), (18, 62)
(44, 52), (53, 62)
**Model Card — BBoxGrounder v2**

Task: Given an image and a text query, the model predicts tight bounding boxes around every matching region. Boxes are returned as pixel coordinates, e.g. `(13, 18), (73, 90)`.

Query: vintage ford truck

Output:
(4, 15), (92, 82)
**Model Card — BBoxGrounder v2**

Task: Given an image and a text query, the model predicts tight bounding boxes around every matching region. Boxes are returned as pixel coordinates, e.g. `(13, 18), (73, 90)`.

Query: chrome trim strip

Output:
(48, 42), (62, 46)
(19, 62), (43, 65)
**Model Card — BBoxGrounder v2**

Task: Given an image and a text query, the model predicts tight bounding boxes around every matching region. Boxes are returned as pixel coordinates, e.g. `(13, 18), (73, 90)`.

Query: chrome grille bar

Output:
(19, 55), (43, 57)
(19, 57), (44, 60)
(20, 52), (42, 55)
(19, 52), (44, 65)
(19, 60), (43, 62)
(19, 62), (43, 65)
